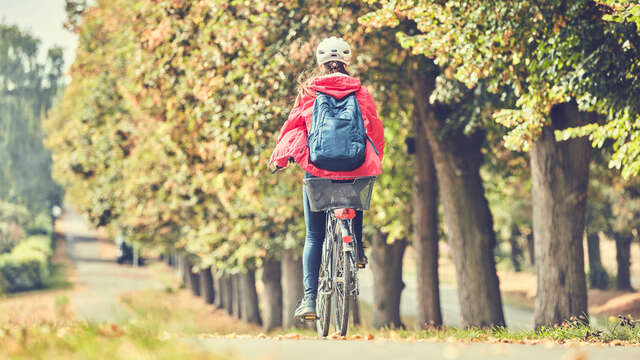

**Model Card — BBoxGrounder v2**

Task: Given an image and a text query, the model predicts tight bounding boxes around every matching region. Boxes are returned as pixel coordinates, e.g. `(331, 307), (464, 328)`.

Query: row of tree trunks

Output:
(412, 64), (505, 328)
(172, 251), (304, 330)
(531, 102), (592, 328)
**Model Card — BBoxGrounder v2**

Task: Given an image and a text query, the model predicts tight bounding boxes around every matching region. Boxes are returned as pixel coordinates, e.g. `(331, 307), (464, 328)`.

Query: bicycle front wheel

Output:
(332, 228), (351, 336)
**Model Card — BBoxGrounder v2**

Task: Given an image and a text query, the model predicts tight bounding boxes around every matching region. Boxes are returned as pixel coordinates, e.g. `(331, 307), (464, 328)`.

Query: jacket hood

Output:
(309, 74), (362, 99)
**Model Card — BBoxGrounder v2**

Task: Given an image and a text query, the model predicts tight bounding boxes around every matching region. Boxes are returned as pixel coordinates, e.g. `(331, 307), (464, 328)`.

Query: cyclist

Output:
(270, 37), (385, 320)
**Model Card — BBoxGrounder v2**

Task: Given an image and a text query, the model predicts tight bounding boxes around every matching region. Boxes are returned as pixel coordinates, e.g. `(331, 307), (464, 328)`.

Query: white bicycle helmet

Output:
(316, 37), (352, 66)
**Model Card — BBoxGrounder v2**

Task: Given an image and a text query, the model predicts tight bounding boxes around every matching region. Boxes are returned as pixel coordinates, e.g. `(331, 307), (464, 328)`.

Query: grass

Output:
(120, 289), (261, 336)
(118, 280), (640, 347)
(380, 316), (640, 346)
(0, 321), (233, 359)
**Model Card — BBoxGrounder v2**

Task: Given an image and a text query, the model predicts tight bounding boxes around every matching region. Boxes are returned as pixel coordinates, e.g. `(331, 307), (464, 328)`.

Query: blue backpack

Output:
(308, 91), (378, 171)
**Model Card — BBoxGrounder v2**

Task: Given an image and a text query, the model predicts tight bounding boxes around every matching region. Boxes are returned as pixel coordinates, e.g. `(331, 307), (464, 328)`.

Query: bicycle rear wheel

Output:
(332, 219), (352, 336)
(316, 214), (334, 337)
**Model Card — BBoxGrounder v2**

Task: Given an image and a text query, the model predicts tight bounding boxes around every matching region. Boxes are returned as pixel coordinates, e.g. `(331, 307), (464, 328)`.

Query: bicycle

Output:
(301, 176), (376, 337)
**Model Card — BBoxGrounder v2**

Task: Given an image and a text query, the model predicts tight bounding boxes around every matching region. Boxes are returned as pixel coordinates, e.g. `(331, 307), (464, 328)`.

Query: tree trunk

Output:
(214, 271), (224, 308)
(615, 232), (633, 291)
(240, 269), (262, 324)
(527, 233), (535, 266)
(412, 64), (505, 328)
(370, 233), (407, 329)
(509, 228), (523, 272)
(262, 257), (283, 331)
(411, 105), (443, 329)
(532, 102), (592, 328)
(586, 233), (609, 289)
(232, 274), (242, 319)
(222, 275), (233, 315)
(200, 266), (215, 304)
(189, 265), (201, 297)
(281, 249), (304, 329)
(179, 255), (188, 285)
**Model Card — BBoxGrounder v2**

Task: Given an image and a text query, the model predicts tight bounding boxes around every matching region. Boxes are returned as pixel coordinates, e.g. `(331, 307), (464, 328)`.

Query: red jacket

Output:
(270, 74), (385, 179)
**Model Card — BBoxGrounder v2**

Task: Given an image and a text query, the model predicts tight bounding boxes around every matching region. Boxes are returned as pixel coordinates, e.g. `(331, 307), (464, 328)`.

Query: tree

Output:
(365, 0), (640, 328)
(0, 25), (64, 215)
(362, 9), (507, 326)
(50, 0), (427, 330)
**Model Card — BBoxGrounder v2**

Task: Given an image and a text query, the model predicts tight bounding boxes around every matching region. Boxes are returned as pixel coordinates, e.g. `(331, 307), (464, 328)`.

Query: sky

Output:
(0, 0), (78, 72)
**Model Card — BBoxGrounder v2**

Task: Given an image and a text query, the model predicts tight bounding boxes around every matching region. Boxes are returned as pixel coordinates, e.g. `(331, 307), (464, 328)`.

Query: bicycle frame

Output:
(314, 207), (361, 336)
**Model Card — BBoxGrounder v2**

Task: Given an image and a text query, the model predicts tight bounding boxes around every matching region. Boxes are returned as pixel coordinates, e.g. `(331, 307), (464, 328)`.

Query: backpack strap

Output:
(366, 134), (379, 155)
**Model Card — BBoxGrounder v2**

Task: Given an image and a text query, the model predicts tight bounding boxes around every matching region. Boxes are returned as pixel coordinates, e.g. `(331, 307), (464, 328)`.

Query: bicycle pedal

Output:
(357, 263), (366, 269)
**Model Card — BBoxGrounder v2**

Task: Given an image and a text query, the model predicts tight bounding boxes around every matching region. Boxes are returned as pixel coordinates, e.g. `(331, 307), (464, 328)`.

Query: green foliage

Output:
(363, 0), (640, 178)
(48, 0), (415, 274)
(27, 213), (54, 236)
(0, 235), (52, 292)
(0, 24), (65, 214)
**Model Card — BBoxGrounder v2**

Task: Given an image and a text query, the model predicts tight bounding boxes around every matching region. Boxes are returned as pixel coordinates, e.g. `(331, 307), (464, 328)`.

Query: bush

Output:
(0, 235), (52, 292)
(27, 212), (54, 236)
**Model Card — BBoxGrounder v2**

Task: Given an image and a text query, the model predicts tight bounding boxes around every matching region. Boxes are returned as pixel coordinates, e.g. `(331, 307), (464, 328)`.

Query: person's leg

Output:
(353, 210), (366, 265)
(302, 181), (326, 300)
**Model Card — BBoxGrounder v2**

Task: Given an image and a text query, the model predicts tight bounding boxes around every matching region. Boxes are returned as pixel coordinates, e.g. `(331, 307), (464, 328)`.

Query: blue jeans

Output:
(302, 173), (363, 299)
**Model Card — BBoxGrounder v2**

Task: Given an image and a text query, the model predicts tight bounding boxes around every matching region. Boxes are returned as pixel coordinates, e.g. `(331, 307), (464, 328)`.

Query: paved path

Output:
(61, 208), (164, 323)
(66, 236), (164, 322)
(191, 338), (640, 360)
(358, 269), (536, 329)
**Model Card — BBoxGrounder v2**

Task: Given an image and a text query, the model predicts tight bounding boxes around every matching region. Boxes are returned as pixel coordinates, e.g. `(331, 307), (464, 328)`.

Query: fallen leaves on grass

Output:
(98, 323), (123, 337)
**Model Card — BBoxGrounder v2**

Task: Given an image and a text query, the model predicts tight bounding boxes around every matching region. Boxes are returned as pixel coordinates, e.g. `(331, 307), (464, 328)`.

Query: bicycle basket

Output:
(303, 176), (376, 212)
